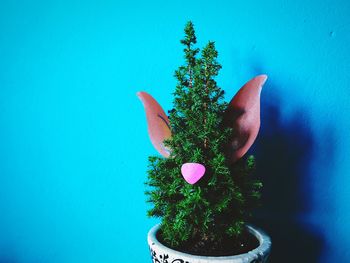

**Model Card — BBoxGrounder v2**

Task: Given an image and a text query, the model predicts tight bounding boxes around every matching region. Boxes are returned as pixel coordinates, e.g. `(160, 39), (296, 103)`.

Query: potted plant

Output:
(137, 21), (271, 263)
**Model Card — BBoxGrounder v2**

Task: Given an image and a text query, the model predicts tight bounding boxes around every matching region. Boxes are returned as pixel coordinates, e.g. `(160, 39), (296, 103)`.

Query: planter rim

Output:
(148, 224), (271, 260)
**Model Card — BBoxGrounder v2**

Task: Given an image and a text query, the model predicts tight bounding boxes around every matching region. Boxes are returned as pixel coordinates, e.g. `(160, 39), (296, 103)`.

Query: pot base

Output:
(148, 224), (271, 263)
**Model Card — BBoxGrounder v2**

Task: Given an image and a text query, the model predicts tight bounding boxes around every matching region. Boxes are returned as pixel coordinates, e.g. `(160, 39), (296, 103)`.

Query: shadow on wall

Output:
(250, 79), (325, 263)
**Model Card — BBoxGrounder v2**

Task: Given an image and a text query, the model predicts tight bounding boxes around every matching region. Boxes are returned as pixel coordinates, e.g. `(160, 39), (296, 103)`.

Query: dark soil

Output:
(156, 229), (259, 256)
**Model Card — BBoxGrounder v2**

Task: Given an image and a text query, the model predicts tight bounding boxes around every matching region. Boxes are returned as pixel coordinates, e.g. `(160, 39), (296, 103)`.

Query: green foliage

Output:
(145, 21), (262, 252)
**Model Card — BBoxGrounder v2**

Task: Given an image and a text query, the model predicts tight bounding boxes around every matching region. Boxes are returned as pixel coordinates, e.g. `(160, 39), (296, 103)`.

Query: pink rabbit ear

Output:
(224, 75), (267, 163)
(137, 91), (172, 157)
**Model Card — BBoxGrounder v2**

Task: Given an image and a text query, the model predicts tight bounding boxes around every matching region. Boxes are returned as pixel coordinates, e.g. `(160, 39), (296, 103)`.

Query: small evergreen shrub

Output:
(143, 21), (262, 255)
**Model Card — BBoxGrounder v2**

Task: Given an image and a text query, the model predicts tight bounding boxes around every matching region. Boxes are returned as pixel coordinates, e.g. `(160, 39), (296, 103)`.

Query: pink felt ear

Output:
(137, 91), (172, 157)
(224, 75), (267, 163)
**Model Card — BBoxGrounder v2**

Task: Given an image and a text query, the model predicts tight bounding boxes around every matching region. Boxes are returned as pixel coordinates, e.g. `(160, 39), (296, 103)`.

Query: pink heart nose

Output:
(181, 163), (206, 185)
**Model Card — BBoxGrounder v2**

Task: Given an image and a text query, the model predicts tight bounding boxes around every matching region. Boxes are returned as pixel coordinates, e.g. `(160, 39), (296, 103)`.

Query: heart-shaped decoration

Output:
(181, 163), (206, 185)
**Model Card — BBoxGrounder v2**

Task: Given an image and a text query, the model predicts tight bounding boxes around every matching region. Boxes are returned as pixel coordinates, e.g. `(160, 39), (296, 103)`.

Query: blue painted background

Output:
(1, 0), (349, 262)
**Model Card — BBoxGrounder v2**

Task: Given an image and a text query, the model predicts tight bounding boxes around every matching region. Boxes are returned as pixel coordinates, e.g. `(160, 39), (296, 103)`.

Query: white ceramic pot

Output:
(148, 224), (271, 263)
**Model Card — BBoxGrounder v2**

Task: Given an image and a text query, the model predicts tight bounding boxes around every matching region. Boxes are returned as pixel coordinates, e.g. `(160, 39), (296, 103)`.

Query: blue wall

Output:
(0, 0), (349, 262)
